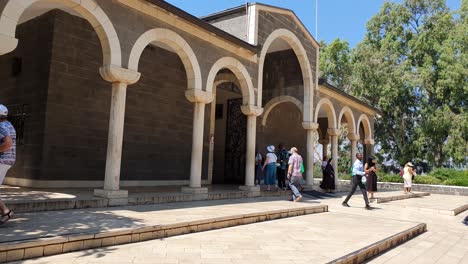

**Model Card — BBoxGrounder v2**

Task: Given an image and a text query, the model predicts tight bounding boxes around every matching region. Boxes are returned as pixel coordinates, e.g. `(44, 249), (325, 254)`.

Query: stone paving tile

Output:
(0, 196), (319, 243)
(8, 212), (421, 264)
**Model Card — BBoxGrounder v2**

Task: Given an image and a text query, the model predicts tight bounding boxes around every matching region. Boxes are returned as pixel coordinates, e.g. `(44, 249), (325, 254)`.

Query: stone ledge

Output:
(329, 223), (427, 264)
(374, 192), (430, 204)
(0, 205), (327, 263)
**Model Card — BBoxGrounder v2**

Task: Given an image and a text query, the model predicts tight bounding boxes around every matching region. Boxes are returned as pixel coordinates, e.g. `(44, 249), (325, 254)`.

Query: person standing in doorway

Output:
(365, 156), (378, 200)
(276, 144), (288, 191)
(255, 150), (263, 186)
(342, 153), (372, 210)
(262, 145), (277, 191)
(287, 147), (303, 202)
(0, 104), (16, 225)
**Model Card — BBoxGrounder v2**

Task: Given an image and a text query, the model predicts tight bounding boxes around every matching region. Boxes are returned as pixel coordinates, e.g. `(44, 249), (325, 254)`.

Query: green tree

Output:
(350, 0), (467, 167)
(319, 38), (353, 91)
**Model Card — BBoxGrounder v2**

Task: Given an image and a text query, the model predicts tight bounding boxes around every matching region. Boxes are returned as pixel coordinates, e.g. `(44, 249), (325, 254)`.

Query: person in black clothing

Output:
(365, 156), (378, 199)
(276, 144), (288, 190)
(320, 158), (335, 193)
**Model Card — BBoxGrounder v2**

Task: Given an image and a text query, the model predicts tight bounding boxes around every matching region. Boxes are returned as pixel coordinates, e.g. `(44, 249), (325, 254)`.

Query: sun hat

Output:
(267, 145), (275, 152)
(0, 104), (8, 117)
(406, 162), (415, 167)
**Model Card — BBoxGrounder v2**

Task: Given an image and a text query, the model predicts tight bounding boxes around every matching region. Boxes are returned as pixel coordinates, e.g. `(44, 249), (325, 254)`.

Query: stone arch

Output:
(357, 114), (373, 140)
(0, 0), (122, 67)
(261, 96), (303, 126)
(213, 73), (240, 88)
(128, 28), (202, 90)
(258, 29), (314, 121)
(314, 98), (337, 129)
(338, 106), (356, 135)
(206, 57), (255, 106)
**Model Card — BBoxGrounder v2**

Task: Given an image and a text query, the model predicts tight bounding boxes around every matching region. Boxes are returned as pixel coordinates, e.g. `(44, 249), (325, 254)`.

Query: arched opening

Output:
(357, 114), (373, 160)
(120, 29), (202, 186)
(206, 57), (254, 185)
(314, 98), (338, 184)
(258, 29), (314, 120)
(337, 107), (356, 177)
(0, 1), (119, 187)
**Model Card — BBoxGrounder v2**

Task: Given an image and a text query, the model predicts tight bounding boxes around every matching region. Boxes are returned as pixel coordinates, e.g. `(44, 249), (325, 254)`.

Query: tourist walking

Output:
(262, 145), (277, 191)
(365, 156), (378, 199)
(342, 153), (372, 210)
(403, 162), (416, 194)
(287, 147), (303, 202)
(320, 158), (335, 193)
(255, 150), (263, 186)
(276, 144), (288, 190)
(0, 104), (16, 225)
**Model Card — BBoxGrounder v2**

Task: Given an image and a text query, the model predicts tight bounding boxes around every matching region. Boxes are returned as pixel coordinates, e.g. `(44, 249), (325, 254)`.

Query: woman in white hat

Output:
(262, 145), (277, 191)
(403, 162), (416, 194)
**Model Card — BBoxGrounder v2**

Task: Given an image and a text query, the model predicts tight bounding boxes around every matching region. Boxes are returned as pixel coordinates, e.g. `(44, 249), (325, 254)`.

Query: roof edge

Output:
(318, 79), (381, 114)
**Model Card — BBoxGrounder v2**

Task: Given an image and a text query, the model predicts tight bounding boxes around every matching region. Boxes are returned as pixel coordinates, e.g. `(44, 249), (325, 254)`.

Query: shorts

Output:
(0, 163), (11, 185)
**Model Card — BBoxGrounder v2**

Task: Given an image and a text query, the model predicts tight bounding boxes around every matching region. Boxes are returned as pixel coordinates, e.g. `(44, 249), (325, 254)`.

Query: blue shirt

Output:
(352, 159), (365, 176)
(0, 121), (16, 165)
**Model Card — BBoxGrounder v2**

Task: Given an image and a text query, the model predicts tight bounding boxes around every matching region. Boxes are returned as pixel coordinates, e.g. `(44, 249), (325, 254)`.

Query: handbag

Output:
(300, 163), (305, 173)
(361, 174), (367, 184)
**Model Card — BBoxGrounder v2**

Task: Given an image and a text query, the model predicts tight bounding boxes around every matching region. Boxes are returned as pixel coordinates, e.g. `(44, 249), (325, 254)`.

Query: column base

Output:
(94, 189), (128, 199)
(181, 187), (209, 194)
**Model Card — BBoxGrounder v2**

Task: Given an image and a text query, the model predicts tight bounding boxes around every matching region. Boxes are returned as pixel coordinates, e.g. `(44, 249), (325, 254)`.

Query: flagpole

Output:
(315, 0), (318, 39)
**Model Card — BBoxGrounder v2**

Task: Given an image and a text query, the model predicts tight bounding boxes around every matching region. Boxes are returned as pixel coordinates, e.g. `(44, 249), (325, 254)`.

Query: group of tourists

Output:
(255, 144), (304, 202)
(0, 104), (16, 226)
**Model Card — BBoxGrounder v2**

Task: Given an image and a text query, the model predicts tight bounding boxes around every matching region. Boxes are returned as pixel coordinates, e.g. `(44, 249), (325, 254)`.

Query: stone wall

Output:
(0, 13), (53, 181)
(204, 11), (248, 41)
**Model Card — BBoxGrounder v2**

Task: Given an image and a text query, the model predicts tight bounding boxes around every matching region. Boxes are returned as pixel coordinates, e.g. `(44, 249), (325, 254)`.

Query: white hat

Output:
(0, 104), (8, 116)
(267, 145), (275, 152)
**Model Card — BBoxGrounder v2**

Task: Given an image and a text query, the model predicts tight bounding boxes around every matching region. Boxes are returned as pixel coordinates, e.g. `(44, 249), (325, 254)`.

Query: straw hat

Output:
(267, 145), (275, 152)
(406, 162), (415, 167)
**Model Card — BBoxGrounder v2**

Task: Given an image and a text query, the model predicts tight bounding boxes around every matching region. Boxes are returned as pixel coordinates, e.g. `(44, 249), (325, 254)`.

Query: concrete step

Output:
(0, 198), (327, 263)
(6, 189), (292, 213)
(372, 192), (431, 204)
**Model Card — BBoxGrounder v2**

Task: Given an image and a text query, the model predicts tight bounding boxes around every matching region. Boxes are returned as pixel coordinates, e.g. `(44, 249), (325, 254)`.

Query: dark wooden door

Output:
(224, 98), (246, 184)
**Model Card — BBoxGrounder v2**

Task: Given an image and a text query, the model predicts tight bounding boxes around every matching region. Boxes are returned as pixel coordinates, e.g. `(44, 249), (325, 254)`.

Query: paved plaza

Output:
(1, 190), (466, 264)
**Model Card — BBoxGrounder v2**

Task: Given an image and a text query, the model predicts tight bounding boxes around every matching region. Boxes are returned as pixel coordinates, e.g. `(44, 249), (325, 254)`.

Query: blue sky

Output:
(166, 0), (462, 47)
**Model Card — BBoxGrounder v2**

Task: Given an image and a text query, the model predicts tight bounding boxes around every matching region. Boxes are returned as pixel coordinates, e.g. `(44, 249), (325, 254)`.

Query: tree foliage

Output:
(321, 0), (467, 167)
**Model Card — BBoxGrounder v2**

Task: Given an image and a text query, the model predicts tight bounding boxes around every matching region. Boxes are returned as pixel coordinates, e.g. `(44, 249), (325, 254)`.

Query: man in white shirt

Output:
(342, 153), (372, 210)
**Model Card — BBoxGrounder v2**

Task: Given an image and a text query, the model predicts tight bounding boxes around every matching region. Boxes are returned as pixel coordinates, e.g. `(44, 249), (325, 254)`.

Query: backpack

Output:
(399, 169), (404, 177)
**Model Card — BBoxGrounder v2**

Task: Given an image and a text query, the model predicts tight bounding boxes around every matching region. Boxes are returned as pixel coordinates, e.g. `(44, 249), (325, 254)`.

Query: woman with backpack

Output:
(262, 145), (277, 191)
(402, 162), (416, 194)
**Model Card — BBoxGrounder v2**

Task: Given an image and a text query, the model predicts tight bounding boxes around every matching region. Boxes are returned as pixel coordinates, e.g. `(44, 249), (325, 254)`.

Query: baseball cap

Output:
(0, 104), (8, 116)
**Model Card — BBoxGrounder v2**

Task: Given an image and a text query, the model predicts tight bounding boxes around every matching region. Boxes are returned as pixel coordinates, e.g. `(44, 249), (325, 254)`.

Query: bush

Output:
(413, 175), (443, 185)
(444, 178), (468, 187)
(378, 174), (403, 183)
(339, 174), (352, 180)
(429, 168), (467, 181)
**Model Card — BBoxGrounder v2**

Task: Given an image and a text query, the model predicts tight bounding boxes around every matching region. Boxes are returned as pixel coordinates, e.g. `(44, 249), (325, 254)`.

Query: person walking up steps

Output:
(287, 147), (303, 202)
(342, 153), (373, 210)
(0, 104), (16, 225)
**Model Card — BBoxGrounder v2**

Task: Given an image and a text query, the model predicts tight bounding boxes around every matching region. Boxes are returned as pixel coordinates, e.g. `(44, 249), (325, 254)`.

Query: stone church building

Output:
(0, 0), (378, 198)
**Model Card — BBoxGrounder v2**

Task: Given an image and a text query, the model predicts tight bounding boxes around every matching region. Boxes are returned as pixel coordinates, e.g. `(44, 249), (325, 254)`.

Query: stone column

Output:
(318, 139), (329, 160)
(182, 90), (214, 194)
(328, 128), (340, 186)
(364, 139), (375, 160)
(94, 66), (141, 200)
(239, 105), (263, 192)
(348, 133), (359, 163)
(303, 122), (319, 189)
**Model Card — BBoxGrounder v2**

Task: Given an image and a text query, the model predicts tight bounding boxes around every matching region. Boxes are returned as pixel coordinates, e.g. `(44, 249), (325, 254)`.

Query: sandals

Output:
(0, 210), (14, 226)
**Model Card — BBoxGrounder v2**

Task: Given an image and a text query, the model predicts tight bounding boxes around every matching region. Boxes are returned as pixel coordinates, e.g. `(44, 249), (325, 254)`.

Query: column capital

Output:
(0, 35), (18, 56)
(185, 89), (214, 104)
(318, 139), (329, 145)
(241, 105), (264, 116)
(348, 133), (360, 141)
(99, 65), (141, 85)
(327, 128), (340, 136)
(302, 121), (319, 131)
(364, 139), (375, 145)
